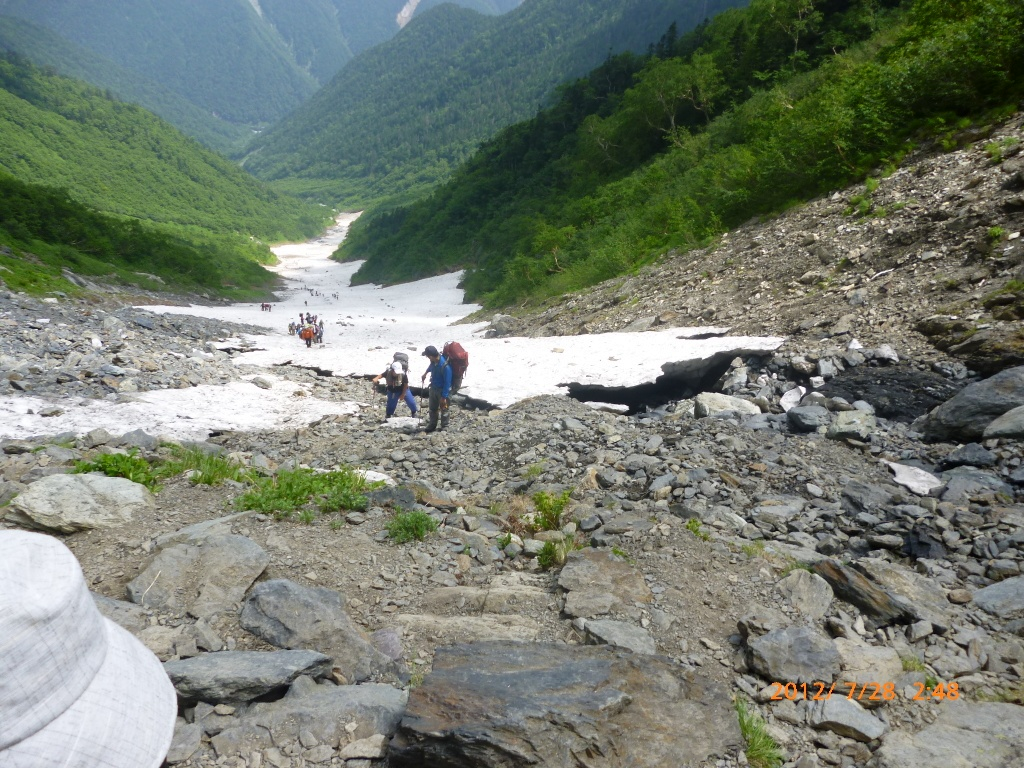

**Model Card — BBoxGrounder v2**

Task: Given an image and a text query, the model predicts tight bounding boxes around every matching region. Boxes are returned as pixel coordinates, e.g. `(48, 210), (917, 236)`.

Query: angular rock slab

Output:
(748, 626), (840, 685)
(127, 534), (268, 618)
(163, 650), (332, 703)
(558, 548), (652, 618)
(973, 575), (1024, 619)
(919, 365), (1024, 442)
(240, 579), (396, 684)
(389, 641), (742, 768)
(5, 473), (153, 533)
(211, 678), (407, 757)
(874, 700), (1024, 767)
(584, 619), (657, 654)
(776, 569), (833, 619)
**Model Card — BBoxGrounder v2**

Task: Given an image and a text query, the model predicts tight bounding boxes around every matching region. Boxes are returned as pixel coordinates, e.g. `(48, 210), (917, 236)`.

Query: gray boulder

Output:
(919, 366), (1024, 441)
(240, 579), (398, 684)
(875, 700), (1024, 767)
(694, 392), (761, 418)
(776, 570), (833, 618)
(748, 626), (840, 684)
(584, 619), (657, 654)
(973, 575), (1024, 619)
(787, 405), (831, 432)
(210, 677), (407, 758)
(6, 473), (153, 533)
(389, 641), (741, 768)
(126, 534), (268, 618)
(809, 696), (886, 742)
(164, 650), (332, 703)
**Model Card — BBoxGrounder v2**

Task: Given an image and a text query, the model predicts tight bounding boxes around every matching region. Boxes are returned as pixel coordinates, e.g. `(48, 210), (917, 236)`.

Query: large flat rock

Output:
(389, 641), (742, 768)
(164, 650), (332, 703)
(5, 473), (153, 533)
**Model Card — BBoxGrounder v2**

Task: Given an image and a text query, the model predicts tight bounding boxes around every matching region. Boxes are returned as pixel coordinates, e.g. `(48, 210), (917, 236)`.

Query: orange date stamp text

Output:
(769, 681), (960, 702)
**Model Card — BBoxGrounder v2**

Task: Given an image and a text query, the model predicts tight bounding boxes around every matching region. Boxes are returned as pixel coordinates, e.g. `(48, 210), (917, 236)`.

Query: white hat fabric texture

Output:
(0, 530), (177, 768)
(390, 361), (404, 375)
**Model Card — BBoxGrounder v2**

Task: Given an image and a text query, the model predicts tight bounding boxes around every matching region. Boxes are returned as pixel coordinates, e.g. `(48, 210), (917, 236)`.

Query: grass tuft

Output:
(237, 467), (379, 521)
(735, 698), (784, 768)
(386, 509), (439, 543)
(73, 449), (161, 490)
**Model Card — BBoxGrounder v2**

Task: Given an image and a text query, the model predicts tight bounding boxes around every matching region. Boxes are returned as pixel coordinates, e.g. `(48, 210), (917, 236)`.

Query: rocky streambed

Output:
(3, 284), (1024, 768)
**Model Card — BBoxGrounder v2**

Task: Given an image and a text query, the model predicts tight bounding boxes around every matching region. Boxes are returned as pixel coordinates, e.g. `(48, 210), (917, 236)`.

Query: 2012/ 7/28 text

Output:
(768, 681), (960, 701)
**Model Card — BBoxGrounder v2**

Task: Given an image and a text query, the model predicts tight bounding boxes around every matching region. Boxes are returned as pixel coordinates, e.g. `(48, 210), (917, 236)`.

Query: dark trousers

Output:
(428, 388), (449, 430)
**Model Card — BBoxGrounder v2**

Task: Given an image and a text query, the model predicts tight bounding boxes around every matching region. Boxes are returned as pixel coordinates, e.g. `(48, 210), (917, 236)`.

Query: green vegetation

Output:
(0, 0), (317, 126)
(0, 173), (278, 296)
(0, 15), (251, 154)
(901, 655), (927, 673)
(342, 0), (1024, 305)
(735, 698), (784, 768)
(740, 540), (766, 558)
(237, 467), (378, 520)
(245, 0), (743, 206)
(533, 489), (572, 531)
(536, 537), (583, 570)
(0, 52), (330, 296)
(685, 517), (711, 541)
(73, 450), (161, 490)
(386, 509), (440, 543)
(157, 447), (254, 486)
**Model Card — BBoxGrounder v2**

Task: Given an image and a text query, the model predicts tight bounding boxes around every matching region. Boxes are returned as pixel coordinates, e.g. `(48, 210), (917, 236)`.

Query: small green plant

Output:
(988, 226), (1006, 243)
(523, 462), (545, 479)
(735, 698), (784, 768)
(685, 517), (711, 541)
(329, 517), (345, 531)
(741, 541), (766, 558)
(496, 532), (513, 549)
(901, 656), (926, 673)
(924, 675), (939, 691)
(533, 489), (572, 531)
(296, 508), (317, 525)
(157, 446), (253, 486)
(408, 668), (426, 689)
(984, 137), (1019, 162)
(779, 559), (813, 577)
(611, 546), (635, 564)
(73, 450), (160, 490)
(386, 509), (439, 543)
(237, 467), (379, 520)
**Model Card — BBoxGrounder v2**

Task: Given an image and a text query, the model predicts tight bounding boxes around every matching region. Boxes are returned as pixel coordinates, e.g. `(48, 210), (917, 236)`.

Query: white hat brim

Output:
(1, 618), (177, 768)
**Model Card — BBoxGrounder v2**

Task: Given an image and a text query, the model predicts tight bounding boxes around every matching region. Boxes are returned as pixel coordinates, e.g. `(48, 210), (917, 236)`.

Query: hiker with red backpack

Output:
(441, 340), (469, 396)
(420, 345), (452, 433)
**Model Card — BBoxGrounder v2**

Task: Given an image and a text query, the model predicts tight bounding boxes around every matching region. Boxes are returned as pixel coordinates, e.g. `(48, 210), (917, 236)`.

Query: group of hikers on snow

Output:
(288, 313), (324, 347)
(372, 341), (468, 432)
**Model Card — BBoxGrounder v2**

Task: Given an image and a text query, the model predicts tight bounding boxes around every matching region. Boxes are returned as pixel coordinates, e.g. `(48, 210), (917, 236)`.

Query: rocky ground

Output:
(3, 115), (1024, 768)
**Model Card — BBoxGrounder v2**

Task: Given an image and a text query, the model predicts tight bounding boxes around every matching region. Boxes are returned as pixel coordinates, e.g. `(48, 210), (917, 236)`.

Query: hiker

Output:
(0, 530), (177, 768)
(442, 340), (469, 396)
(421, 345), (452, 432)
(300, 323), (314, 348)
(372, 356), (418, 420)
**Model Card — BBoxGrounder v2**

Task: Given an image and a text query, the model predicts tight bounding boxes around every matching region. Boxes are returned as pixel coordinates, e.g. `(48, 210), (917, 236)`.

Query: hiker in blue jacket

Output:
(421, 345), (452, 433)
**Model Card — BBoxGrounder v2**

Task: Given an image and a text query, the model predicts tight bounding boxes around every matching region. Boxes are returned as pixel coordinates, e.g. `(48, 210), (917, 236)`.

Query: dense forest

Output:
(0, 52), (330, 297)
(339, 0), (1024, 308)
(0, 172), (276, 296)
(244, 0), (745, 208)
(0, 15), (251, 155)
(0, 0), (525, 150)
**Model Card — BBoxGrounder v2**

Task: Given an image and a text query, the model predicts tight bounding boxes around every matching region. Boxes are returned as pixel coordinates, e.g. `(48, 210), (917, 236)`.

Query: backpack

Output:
(393, 352), (410, 372)
(300, 326), (314, 340)
(443, 341), (468, 379)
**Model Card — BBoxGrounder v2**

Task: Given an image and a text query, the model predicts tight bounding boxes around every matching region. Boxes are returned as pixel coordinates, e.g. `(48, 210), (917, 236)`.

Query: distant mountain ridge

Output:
(245, 0), (745, 207)
(0, 0), (522, 147)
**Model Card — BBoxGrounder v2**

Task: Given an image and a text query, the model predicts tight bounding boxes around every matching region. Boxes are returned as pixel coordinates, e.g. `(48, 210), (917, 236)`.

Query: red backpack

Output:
(443, 341), (469, 379)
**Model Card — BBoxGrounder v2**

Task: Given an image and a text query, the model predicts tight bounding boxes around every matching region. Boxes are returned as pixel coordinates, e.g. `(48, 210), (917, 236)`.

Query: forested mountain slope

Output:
(339, 0), (1024, 306)
(244, 0), (744, 207)
(0, 53), (328, 296)
(0, 0), (524, 146)
(0, 15), (251, 155)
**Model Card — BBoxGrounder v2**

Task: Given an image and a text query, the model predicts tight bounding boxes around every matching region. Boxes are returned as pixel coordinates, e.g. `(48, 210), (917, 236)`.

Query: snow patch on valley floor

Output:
(0, 376), (359, 442)
(142, 214), (783, 410)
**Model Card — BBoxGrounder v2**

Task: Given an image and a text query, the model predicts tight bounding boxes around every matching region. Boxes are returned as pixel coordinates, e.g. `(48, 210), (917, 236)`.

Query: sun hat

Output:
(0, 531), (177, 768)
(390, 361), (404, 375)
(422, 345), (439, 357)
